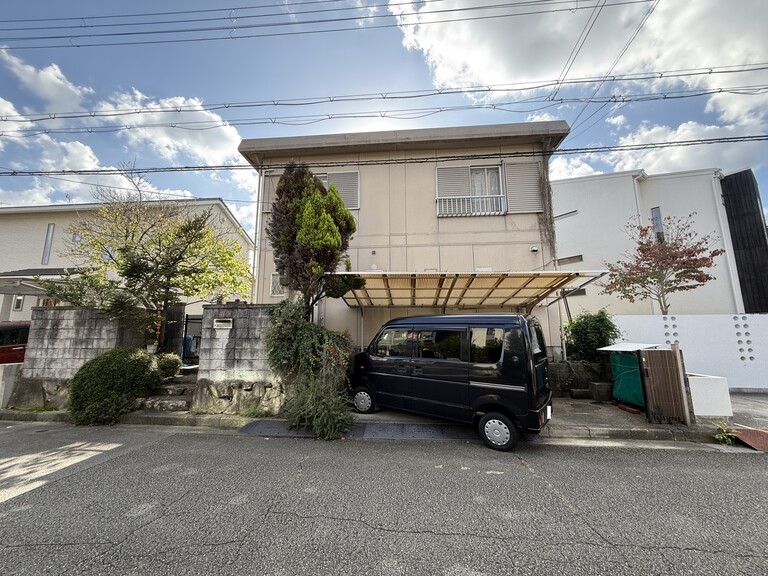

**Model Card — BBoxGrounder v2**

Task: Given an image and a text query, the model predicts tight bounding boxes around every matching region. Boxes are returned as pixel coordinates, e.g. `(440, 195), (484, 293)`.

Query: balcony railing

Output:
(436, 195), (506, 217)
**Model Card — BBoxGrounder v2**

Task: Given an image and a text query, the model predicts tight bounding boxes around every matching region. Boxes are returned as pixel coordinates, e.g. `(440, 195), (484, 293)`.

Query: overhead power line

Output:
(1, 0), (656, 49)
(1, 134), (765, 177)
(1, 84), (766, 138)
(551, 0), (607, 100)
(1, 0), (431, 25)
(569, 0), (660, 132)
(1, 62), (765, 126)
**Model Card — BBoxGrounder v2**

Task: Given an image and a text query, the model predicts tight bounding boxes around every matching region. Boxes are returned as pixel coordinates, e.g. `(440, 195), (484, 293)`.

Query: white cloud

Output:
(389, 0), (768, 181)
(1, 139), (142, 206)
(351, 0), (379, 26)
(549, 157), (600, 181)
(0, 97), (28, 152)
(389, 0), (651, 89)
(96, 89), (242, 165)
(0, 48), (93, 111)
(526, 112), (558, 123)
(602, 121), (765, 176)
(388, 1), (768, 127)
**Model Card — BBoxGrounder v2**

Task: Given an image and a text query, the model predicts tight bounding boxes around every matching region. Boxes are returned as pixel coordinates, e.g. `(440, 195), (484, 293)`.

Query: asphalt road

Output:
(0, 422), (765, 576)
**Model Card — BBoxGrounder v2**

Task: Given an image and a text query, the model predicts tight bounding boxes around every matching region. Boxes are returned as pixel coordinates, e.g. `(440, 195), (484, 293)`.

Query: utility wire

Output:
(2, 84), (765, 137)
(2, 0), (415, 25)
(569, 0), (659, 133)
(551, 0), (607, 100)
(2, 62), (761, 123)
(0, 0), (482, 32)
(1, 134), (765, 177)
(43, 173), (256, 204)
(2, 0), (655, 49)
(0, 60), (763, 124)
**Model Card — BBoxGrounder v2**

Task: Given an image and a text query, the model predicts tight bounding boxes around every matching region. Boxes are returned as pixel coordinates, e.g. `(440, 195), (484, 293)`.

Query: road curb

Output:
(0, 409), (717, 444)
(0, 409), (71, 423)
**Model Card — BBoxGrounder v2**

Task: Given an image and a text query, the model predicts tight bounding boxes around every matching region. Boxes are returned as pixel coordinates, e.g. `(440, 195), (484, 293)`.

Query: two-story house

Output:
(239, 122), (601, 350)
(0, 198), (254, 322)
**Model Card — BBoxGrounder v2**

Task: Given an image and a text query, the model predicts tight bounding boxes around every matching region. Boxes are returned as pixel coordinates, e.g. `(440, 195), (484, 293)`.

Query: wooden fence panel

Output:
(640, 347), (691, 425)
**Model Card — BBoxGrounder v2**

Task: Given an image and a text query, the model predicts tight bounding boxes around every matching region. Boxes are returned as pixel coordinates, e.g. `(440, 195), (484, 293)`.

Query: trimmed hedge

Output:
(68, 347), (162, 425)
(156, 353), (182, 379)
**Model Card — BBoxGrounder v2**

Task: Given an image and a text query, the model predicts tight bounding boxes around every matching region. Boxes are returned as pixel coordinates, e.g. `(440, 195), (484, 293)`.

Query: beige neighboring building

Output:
(0, 198), (254, 322)
(240, 122), (600, 350)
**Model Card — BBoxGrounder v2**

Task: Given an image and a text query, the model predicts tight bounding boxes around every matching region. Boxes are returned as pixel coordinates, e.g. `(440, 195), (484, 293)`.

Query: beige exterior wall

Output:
(251, 144), (560, 349)
(0, 200), (253, 322)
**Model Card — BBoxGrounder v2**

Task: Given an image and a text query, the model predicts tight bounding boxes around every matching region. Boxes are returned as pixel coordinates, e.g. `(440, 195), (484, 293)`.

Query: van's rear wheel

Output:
(478, 412), (519, 451)
(352, 386), (375, 414)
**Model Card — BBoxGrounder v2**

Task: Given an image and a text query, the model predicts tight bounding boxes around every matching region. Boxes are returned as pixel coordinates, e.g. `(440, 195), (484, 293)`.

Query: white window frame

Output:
(41, 223), (55, 265)
(12, 295), (24, 311)
(270, 273), (285, 298)
(651, 206), (665, 243)
(436, 165), (505, 217)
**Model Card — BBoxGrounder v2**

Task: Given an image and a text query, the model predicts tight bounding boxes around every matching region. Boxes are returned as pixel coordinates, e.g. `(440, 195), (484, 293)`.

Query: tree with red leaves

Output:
(602, 213), (725, 314)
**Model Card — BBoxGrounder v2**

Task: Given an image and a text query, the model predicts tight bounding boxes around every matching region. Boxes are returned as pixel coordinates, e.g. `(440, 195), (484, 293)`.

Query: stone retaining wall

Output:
(192, 302), (282, 415)
(0, 363), (22, 409)
(549, 361), (612, 397)
(7, 307), (145, 409)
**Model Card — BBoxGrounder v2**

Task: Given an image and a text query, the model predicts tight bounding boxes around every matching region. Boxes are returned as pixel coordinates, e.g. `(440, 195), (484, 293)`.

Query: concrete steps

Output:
(136, 369), (197, 412)
(138, 395), (192, 412)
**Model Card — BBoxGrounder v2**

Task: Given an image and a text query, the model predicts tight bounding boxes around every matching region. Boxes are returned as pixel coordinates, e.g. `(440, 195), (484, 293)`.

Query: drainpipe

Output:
(631, 171), (645, 216)
(250, 168), (267, 303)
(632, 170), (655, 314)
(711, 171), (744, 313)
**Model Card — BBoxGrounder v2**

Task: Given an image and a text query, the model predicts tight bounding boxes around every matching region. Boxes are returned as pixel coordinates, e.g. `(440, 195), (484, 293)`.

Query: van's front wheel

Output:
(352, 386), (375, 414)
(478, 412), (519, 451)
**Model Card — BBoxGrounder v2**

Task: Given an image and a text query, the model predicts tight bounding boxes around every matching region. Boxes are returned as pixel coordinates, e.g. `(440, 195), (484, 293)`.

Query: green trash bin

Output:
(598, 343), (659, 409)
(610, 352), (645, 408)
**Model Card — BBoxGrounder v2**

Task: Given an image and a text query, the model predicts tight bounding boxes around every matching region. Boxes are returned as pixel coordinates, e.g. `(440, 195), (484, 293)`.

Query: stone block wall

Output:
(7, 307), (146, 409)
(549, 361), (612, 397)
(193, 302), (282, 415)
(0, 363), (22, 409)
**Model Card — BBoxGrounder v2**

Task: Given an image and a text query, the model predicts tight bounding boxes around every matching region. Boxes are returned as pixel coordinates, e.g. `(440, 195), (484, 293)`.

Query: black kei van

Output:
(349, 314), (552, 451)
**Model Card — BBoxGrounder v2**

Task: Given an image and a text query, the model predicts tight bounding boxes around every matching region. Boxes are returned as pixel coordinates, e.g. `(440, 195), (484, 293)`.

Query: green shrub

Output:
(156, 353), (182, 379)
(267, 302), (355, 440)
(283, 373), (355, 440)
(69, 347), (162, 425)
(714, 421), (738, 446)
(564, 309), (621, 363)
(267, 300), (350, 378)
(267, 300), (327, 377)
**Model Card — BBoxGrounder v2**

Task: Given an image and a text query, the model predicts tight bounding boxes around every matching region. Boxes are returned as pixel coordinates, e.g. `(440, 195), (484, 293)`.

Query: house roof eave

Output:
(239, 121), (571, 169)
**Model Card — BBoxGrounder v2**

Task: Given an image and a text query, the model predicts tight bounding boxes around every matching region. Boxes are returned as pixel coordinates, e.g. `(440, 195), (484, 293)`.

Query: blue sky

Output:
(1, 0), (767, 233)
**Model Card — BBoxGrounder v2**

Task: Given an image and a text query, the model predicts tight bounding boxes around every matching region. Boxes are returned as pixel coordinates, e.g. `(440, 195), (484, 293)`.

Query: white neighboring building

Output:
(552, 167), (768, 317)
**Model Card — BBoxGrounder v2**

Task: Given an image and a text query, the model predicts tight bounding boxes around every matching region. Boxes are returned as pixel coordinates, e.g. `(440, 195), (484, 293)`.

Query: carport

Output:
(334, 270), (606, 313)
(0, 269), (70, 319)
(0, 269), (65, 297)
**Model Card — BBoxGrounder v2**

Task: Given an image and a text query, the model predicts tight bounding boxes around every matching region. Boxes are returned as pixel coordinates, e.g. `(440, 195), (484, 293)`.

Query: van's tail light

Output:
(539, 405), (552, 426)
